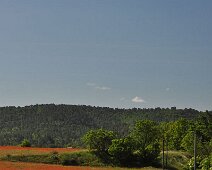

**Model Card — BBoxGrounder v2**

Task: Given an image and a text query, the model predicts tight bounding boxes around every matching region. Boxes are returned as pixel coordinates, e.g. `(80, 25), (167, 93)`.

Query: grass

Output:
(0, 146), (82, 157)
(0, 150), (162, 169)
(159, 150), (192, 170)
(0, 151), (105, 166)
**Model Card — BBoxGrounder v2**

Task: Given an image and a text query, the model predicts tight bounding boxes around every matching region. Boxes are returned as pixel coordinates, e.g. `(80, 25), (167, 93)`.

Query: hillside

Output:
(0, 104), (206, 147)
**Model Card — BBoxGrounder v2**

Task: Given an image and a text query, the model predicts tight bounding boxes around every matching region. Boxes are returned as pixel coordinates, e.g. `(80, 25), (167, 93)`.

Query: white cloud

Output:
(95, 86), (111, 90)
(132, 96), (145, 103)
(86, 82), (111, 91)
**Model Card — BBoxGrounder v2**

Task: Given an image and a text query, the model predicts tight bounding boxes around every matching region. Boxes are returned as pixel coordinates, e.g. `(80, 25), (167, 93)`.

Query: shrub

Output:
(20, 139), (31, 147)
(108, 137), (135, 165)
(184, 156), (202, 170)
(200, 155), (212, 170)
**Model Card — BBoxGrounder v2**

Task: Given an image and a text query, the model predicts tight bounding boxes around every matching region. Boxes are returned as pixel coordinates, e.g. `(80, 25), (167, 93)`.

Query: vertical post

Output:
(166, 139), (168, 169)
(194, 131), (196, 170)
(162, 139), (165, 170)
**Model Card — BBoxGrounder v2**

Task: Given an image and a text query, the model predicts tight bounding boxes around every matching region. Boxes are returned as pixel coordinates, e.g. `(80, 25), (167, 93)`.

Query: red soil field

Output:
(0, 161), (108, 170)
(0, 147), (99, 170)
(0, 147), (160, 170)
(0, 146), (81, 153)
(0, 146), (82, 157)
(0, 161), (160, 170)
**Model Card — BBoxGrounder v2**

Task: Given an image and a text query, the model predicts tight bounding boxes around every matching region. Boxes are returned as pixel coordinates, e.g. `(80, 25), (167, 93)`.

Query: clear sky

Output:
(0, 0), (211, 111)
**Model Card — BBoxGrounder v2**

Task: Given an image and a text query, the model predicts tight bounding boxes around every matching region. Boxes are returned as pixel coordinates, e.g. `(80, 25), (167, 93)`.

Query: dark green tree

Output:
(130, 120), (160, 164)
(181, 114), (212, 156)
(108, 137), (134, 165)
(165, 118), (190, 150)
(82, 128), (116, 154)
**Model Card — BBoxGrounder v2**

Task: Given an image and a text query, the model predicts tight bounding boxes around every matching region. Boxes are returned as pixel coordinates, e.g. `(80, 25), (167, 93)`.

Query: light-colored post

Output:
(194, 131), (196, 170)
(166, 139), (168, 169)
(162, 139), (165, 170)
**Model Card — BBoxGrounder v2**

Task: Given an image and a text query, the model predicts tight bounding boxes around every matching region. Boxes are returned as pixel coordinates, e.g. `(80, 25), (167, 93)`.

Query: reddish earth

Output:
(0, 146), (160, 170)
(0, 161), (108, 170)
(0, 161), (160, 170)
(0, 146), (81, 153)
(0, 146), (82, 157)
(0, 146), (96, 170)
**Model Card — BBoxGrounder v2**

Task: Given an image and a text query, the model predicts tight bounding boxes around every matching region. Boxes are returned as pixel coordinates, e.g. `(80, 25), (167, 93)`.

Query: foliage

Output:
(181, 114), (212, 157)
(130, 120), (160, 164)
(0, 104), (204, 147)
(108, 137), (135, 165)
(20, 139), (31, 147)
(60, 152), (104, 166)
(83, 120), (161, 166)
(82, 115), (211, 167)
(200, 154), (212, 170)
(184, 153), (212, 170)
(82, 129), (116, 153)
(1, 146), (196, 170)
(1, 151), (105, 167)
(159, 151), (191, 170)
(164, 118), (190, 150)
(0, 104), (211, 168)
(1, 154), (54, 164)
(184, 156), (202, 170)
(130, 120), (159, 148)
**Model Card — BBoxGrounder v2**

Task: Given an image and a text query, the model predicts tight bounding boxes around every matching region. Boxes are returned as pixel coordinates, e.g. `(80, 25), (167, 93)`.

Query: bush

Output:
(48, 151), (60, 164)
(20, 139), (31, 147)
(60, 154), (79, 166)
(200, 155), (212, 170)
(108, 137), (135, 165)
(184, 156), (202, 170)
(60, 152), (104, 166)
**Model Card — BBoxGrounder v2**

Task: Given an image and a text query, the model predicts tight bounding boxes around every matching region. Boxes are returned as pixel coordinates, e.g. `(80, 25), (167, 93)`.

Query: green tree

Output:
(166, 118), (190, 150)
(108, 137), (134, 165)
(82, 128), (116, 154)
(181, 121), (212, 156)
(130, 120), (160, 164)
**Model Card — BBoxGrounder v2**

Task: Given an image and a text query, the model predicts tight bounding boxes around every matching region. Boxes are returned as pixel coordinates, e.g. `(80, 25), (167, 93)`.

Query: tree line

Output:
(0, 104), (209, 148)
(83, 113), (212, 169)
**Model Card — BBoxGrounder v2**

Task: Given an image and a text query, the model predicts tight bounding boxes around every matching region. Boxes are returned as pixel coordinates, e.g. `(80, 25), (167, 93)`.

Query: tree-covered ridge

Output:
(0, 104), (209, 147)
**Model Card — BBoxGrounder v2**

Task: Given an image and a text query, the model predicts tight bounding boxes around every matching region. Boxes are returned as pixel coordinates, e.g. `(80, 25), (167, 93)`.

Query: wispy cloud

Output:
(132, 96), (145, 103)
(95, 86), (111, 90)
(86, 82), (111, 91)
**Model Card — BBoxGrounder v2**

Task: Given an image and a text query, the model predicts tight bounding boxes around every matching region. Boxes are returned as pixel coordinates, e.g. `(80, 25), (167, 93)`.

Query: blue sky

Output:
(0, 0), (211, 111)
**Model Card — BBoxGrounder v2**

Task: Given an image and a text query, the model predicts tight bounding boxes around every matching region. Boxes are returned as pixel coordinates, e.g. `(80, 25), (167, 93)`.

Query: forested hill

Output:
(0, 104), (208, 147)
